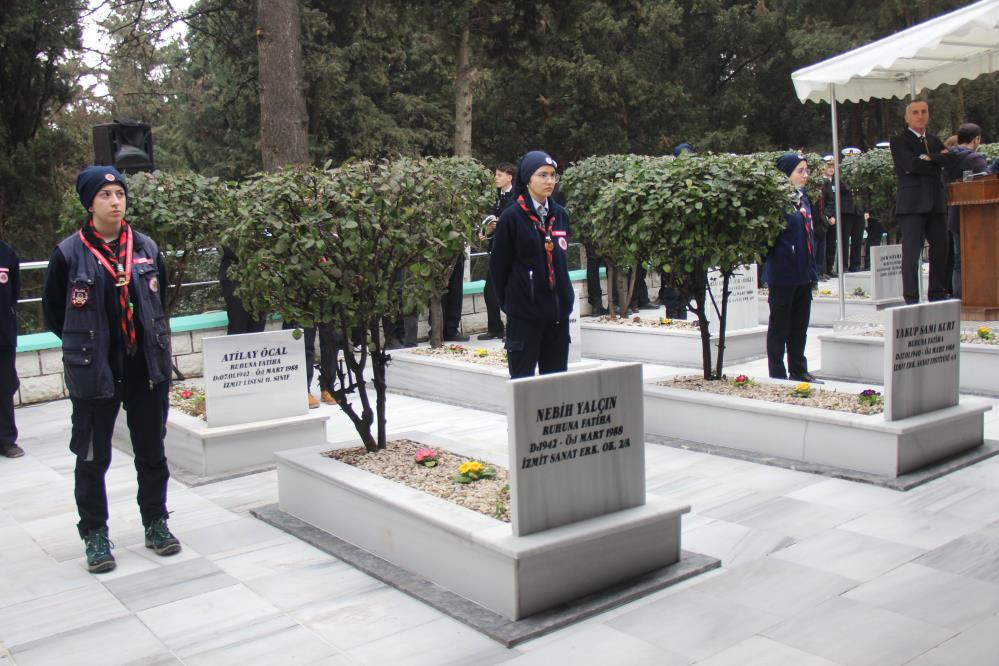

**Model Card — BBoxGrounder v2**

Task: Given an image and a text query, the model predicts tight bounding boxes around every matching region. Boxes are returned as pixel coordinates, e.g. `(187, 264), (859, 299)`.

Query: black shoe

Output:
(145, 517), (182, 556)
(477, 332), (503, 340)
(385, 337), (404, 350)
(637, 303), (659, 310)
(443, 333), (470, 342)
(1, 443), (24, 458)
(83, 527), (116, 573)
(589, 306), (608, 316)
(790, 372), (825, 384)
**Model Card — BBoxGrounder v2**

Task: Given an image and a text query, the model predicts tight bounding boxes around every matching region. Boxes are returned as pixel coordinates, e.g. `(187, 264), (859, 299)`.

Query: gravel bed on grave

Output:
(851, 325), (999, 345)
(325, 439), (510, 522)
(592, 315), (700, 330)
(760, 287), (870, 300)
(663, 375), (885, 415)
(407, 345), (508, 367)
(169, 384), (206, 420)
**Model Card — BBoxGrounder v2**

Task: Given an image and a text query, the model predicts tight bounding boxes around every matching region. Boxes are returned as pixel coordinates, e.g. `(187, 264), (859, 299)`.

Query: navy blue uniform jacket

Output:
(0, 242), (20, 350)
(489, 194), (575, 321)
(764, 194), (819, 287)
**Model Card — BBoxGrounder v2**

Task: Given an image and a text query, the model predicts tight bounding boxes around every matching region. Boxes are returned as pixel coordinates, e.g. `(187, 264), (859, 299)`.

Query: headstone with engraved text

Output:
(871, 244), (904, 303)
(707, 264), (758, 334)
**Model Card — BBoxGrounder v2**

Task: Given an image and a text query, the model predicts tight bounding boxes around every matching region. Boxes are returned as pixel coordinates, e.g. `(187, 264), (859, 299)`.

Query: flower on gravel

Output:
(852, 287), (866, 297)
(819, 288), (832, 296)
(791, 382), (813, 397)
(858, 389), (882, 407)
(659, 317), (672, 326)
(632, 316), (641, 323)
(454, 460), (496, 484)
(447, 344), (466, 352)
(474, 348), (488, 357)
(414, 447), (439, 468)
(730, 374), (753, 388)
(179, 389), (193, 399)
(978, 326), (995, 341)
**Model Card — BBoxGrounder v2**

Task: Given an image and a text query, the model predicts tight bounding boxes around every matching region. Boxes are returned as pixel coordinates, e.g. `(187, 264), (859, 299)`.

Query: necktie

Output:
(538, 204), (548, 219)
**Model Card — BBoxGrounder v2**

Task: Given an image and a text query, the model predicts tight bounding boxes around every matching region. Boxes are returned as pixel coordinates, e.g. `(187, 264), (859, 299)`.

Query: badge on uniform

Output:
(148, 276), (158, 292)
(71, 286), (89, 308)
(558, 237), (568, 251)
(0, 269), (8, 284)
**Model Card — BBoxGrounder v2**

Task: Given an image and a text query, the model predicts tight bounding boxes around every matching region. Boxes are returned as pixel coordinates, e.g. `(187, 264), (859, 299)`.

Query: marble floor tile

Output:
(772, 528), (925, 582)
(8, 615), (176, 666)
(843, 562), (999, 631)
(182, 621), (349, 666)
(0, 582), (128, 648)
(137, 584), (286, 658)
(495, 624), (685, 666)
(294, 584), (445, 652)
(837, 508), (990, 550)
(192, 470), (279, 515)
(694, 635), (840, 666)
(0, 556), (95, 610)
(242, 559), (384, 613)
(682, 518), (796, 567)
(347, 615), (517, 666)
(607, 588), (783, 662)
(785, 478), (905, 513)
(907, 613), (999, 666)
(919, 458), (999, 491)
(179, 515), (294, 559)
(693, 556), (858, 618)
(915, 521), (999, 584)
(763, 596), (955, 666)
(213, 539), (336, 581)
(704, 496), (861, 540)
(104, 557), (239, 612)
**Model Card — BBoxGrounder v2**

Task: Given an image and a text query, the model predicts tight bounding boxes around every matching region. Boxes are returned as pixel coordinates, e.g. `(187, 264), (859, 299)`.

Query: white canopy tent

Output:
(790, 0), (999, 317)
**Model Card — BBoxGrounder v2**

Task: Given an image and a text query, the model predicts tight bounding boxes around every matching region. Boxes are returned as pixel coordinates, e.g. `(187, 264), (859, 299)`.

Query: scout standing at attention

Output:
(43, 165), (180, 573)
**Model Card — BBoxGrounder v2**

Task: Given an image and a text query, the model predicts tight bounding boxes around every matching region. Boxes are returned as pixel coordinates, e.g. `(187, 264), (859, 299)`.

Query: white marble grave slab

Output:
(707, 264), (758, 334)
(203, 329), (307, 427)
(569, 287), (582, 364)
(508, 363), (645, 536)
(871, 245), (903, 303)
(884, 300), (960, 421)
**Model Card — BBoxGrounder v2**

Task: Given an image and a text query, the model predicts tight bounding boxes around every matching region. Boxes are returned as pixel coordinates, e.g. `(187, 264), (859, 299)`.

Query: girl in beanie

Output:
(489, 150), (575, 378)
(764, 154), (821, 383)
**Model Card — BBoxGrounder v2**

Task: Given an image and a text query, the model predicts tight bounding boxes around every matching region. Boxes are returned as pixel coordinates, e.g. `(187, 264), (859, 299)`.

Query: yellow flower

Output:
(474, 348), (488, 357)
(458, 461), (484, 476)
(978, 326), (992, 339)
(793, 382), (812, 397)
(819, 289), (831, 296)
(659, 318), (672, 325)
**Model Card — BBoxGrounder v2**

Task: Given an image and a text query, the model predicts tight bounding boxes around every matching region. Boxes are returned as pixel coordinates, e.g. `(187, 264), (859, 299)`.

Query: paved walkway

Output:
(1, 328), (998, 665)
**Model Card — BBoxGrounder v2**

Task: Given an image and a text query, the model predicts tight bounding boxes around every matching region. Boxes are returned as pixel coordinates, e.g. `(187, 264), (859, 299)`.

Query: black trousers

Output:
(865, 220), (885, 269)
(221, 278), (267, 335)
(0, 348), (18, 446)
(282, 322), (316, 390)
(444, 254), (465, 337)
(317, 324), (341, 393)
(825, 226), (838, 274)
(586, 252), (604, 307)
(505, 316), (569, 379)
(482, 269), (504, 335)
(841, 214), (865, 271)
(629, 265), (651, 307)
(767, 284), (812, 379)
(72, 374), (170, 537)
(898, 212), (949, 304)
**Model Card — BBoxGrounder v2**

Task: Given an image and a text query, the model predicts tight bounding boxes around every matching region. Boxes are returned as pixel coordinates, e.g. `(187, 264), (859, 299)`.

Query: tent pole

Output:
(831, 84), (846, 322)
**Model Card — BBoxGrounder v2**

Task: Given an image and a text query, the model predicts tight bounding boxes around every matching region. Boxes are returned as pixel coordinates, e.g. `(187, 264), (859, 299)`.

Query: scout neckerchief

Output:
(80, 219), (137, 355)
(796, 192), (813, 255)
(517, 194), (555, 289)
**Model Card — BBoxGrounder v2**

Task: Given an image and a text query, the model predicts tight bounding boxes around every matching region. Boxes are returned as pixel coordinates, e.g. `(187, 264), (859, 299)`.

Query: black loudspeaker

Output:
(92, 119), (155, 173)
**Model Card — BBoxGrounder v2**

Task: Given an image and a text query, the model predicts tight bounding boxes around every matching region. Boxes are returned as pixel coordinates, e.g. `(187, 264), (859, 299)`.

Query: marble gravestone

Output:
(508, 363), (644, 536)
(202, 329), (308, 427)
(884, 300), (960, 421)
(707, 264), (758, 334)
(568, 287), (582, 364)
(870, 244), (904, 303)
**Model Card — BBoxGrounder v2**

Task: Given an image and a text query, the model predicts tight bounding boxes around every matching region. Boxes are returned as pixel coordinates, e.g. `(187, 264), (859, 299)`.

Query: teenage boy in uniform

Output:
(43, 165), (181, 573)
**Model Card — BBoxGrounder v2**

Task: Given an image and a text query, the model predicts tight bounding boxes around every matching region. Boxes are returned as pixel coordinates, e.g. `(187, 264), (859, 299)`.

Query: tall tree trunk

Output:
(452, 24), (475, 156)
(257, 0), (309, 171)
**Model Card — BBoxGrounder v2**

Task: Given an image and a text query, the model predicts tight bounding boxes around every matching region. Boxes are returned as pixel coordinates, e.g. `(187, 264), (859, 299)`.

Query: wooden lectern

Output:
(948, 173), (999, 320)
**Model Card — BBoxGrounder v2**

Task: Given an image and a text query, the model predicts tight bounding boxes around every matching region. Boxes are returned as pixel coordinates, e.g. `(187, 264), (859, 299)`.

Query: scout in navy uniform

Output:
(489, 150), (575, 378)
(765, 153), (822, 384)
(42, 165), (181, 573)
(0, 239), (21, 458)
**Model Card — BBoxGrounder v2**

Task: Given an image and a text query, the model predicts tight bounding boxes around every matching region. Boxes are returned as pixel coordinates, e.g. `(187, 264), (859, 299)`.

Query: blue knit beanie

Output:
(76, 165), (128, 210)
(776, 153), (805, 177)
(517, 150), (558, 190)
(672, 143), (694, 157)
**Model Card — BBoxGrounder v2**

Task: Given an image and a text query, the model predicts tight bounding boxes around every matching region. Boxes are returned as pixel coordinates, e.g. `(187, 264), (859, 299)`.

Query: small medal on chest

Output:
(545, 238), (554, 252)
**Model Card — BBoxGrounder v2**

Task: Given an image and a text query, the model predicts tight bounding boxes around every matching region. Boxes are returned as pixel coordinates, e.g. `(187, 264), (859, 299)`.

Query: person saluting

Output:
(43, 165), (180, 573)
(489, 150), (575, 378)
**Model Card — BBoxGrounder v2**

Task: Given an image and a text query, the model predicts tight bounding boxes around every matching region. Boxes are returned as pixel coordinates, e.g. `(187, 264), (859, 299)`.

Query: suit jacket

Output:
(889, 129), (950, 215)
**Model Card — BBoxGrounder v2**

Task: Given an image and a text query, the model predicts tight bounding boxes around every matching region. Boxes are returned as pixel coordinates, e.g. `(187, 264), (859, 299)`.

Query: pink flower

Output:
(180, 390), (193, 399)
(414, 447), (437, 463)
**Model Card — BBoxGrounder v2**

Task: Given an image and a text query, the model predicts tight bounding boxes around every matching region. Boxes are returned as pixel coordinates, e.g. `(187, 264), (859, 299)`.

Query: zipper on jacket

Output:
(529, 269), (535, 303)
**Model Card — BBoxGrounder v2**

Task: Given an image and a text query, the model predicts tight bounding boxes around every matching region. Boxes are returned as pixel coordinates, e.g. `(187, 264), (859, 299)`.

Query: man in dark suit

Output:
(889, 100), (953, 304)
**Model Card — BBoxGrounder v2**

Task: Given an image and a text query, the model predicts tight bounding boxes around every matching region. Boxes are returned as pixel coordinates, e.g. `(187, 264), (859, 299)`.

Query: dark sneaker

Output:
(83, 527), (116, 573)
(144, 517), (182, 556)
(477, 332), (503, 341)
(1, 443), (24, 458)
(443, 333), (470, 342)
